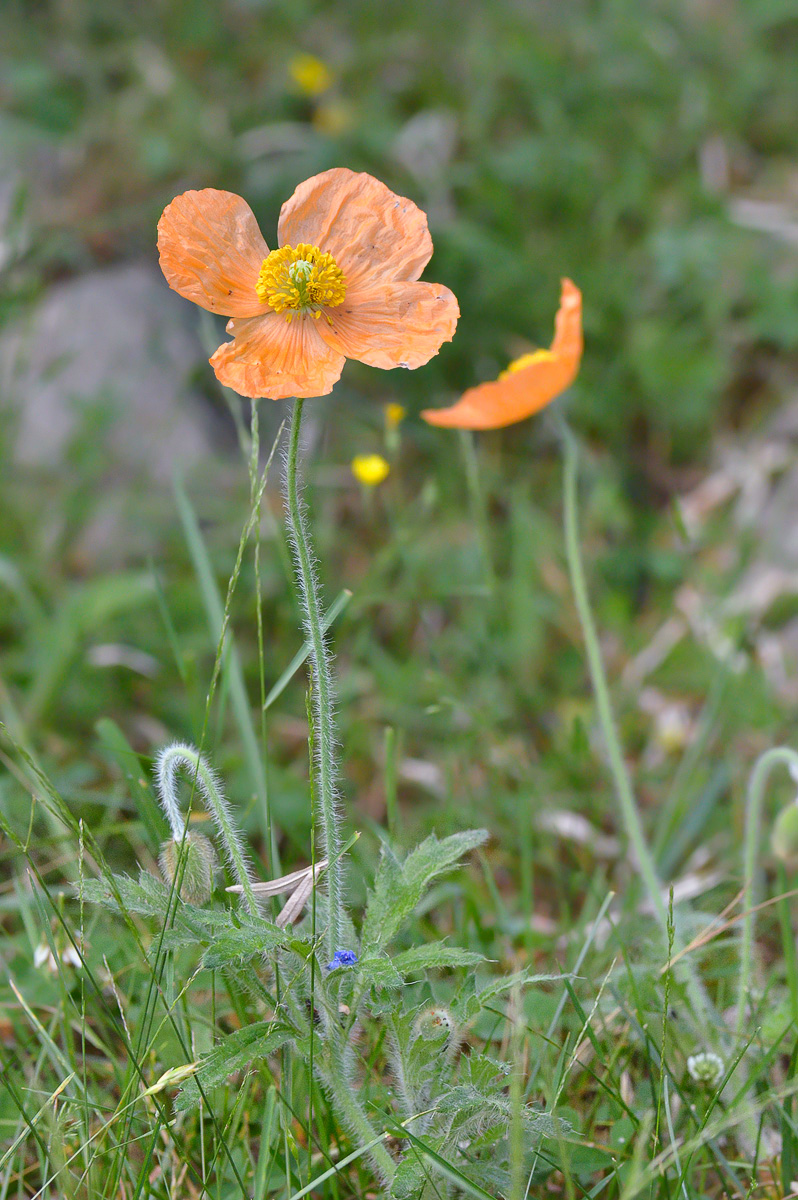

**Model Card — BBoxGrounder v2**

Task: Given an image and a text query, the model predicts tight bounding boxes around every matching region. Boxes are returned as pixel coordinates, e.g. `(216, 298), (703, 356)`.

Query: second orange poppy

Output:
(422, 278), (582, 430)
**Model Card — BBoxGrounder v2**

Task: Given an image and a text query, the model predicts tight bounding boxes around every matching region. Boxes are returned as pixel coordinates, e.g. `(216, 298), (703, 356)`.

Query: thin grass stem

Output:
(737, 745), (798, 1033)
(561, 425), (713, 1024)
(561, 424), (668, 935)
(458, 428), (495, 591)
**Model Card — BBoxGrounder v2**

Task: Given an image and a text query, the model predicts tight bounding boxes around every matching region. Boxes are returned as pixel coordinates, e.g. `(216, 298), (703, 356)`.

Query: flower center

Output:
(256, 243), (346, 321)
(498, 349), (555, 381)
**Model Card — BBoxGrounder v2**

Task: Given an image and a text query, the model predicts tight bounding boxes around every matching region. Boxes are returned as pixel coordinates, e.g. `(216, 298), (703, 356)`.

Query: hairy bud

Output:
(159, 831), (217, 905)
(413, 1006), (456, 1042)
(772, 803), (798, 867)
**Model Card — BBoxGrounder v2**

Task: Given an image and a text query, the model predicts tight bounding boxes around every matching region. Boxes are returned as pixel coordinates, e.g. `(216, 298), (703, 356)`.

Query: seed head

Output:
(159, 831), (217, 906)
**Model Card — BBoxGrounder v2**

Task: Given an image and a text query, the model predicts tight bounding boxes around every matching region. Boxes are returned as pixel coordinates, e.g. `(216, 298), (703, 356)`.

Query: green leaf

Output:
(391, 1134), (447, 1199)
(362, 830), (489, 950)
(175, 1023), (294, 1111)
(262, 588), (352, 711)
(81, 871), (173, 919)
(390, 945), (486, 976)
(95, 717), (168, 850)
(360, 945), (485, 990)
(358, 954), (405, 989)
(456, 969), (565, 1024)
(202, 916), (290, 968)
(390, 1126), (498, 1200)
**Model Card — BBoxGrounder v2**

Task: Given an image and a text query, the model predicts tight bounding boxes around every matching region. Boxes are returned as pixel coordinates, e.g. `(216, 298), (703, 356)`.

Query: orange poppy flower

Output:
(157, 168), (459, 400)
(421, 278), (582, 430)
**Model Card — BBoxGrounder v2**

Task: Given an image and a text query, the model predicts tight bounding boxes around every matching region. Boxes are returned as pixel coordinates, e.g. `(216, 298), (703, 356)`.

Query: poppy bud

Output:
(772, 803), (798, 867)
(159, 831), (217, 905)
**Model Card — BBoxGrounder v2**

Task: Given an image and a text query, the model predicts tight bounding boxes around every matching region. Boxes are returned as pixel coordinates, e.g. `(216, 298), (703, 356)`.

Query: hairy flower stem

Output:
(284, 398), (342, 957)
(738, 745), (798, 1033)
(317, 1041), (396, 1185)
(155, 742), (259, 916)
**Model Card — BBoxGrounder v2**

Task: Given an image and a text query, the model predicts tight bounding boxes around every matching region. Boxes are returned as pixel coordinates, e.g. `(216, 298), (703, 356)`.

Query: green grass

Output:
(3, 0), (798, 1195)
(2, 399), (797, 1196)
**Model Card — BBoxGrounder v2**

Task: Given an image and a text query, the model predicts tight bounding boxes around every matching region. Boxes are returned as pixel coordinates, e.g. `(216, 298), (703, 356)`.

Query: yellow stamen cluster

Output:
(256, 243), (346, 321)
(498, 348), (555, 381)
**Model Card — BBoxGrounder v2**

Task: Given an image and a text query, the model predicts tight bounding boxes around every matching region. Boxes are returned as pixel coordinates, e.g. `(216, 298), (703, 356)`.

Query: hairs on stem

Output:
(283, 398), (344, 957)
(154, 742), (259, 916)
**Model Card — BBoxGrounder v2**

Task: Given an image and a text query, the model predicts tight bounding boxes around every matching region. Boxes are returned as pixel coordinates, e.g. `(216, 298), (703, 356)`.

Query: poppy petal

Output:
(158, 190), (270, 317)
(422, 279), (582, 430)
(550, 277), (582, 363)
(277, 168), (434, 289)
(318, 281), (459, 370)
(209, 313), (345, 400)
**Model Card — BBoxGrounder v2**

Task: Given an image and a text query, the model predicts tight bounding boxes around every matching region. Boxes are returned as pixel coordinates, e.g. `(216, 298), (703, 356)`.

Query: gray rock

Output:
(1, 263), (220, 481)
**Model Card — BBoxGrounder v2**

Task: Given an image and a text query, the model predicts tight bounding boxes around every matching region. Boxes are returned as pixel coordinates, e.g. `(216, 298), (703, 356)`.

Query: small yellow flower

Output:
(351, 454), (390, 487)
(289, 53), (333, 97)
(313, 100), (354, 137)
(384, 402), (406, 431)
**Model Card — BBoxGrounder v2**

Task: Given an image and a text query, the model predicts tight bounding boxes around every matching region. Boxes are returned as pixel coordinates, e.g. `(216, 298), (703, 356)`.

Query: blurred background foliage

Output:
(1, 0), (797, 888)
(4, 7), (798, 1193)
(2, 0), (798, 464)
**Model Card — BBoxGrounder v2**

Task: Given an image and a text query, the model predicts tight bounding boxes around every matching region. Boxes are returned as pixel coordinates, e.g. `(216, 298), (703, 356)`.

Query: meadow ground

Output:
(2, 1), (798, 1196)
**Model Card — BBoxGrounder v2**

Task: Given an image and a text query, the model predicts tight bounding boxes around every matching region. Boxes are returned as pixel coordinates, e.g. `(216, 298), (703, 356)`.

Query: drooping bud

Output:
(159, 831), (217, 905)
(772, 803), (798, 867)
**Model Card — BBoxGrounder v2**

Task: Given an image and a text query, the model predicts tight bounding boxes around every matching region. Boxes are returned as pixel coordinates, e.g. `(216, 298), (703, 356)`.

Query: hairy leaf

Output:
(81, 871), (174, 919)
(456, 968), (565, 1023)
(202, 916), (291, 968)
(390, 944), (486, 976)
(362, 830), (489, 950)
(174, 1023), (294, 1111)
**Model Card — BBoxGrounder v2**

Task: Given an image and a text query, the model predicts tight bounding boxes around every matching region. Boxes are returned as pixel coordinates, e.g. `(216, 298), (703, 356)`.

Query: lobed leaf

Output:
(390, 944), (486, 976)
(174, 1022), (294, 1111)
(361, 830), (489, 951)
(81, 871), (174, 919)
(202, 917), (291, 968)
(456, 968), (565, 1024)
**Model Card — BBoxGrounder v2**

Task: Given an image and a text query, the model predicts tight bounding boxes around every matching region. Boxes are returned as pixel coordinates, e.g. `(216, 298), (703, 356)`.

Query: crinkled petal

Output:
(422, 279), (582, 430)
(158, 189), (270, 317)
(277, 168), (433, 289)
(210, 313), (345, 399)
(318, 282), (459, 370)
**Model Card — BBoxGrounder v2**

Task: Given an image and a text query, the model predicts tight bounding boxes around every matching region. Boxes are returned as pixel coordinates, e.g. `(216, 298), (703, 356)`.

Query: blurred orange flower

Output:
(422, 278), (581, 430)
(157, 169), (459, 400)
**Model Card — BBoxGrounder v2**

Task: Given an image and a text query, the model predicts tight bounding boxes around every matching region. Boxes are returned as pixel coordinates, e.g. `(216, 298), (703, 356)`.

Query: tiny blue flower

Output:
(326, 949), (358, 971)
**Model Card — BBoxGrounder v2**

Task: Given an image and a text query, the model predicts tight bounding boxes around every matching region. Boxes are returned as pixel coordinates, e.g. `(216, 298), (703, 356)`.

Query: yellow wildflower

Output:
(289, 54), (333, 97)
(351, 454), (390, 487)
(384, 402), (406, 431)
(313, 100), (354, 137)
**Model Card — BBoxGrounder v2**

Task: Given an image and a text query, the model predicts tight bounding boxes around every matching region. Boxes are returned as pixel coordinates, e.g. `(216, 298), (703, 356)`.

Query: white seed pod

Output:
(159, 831), (217, 906)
